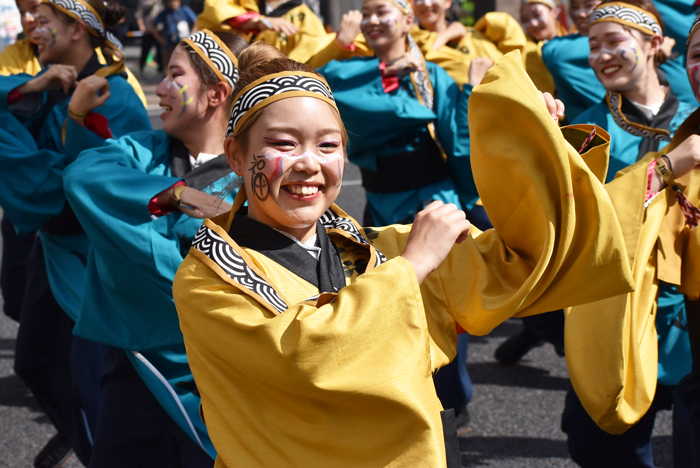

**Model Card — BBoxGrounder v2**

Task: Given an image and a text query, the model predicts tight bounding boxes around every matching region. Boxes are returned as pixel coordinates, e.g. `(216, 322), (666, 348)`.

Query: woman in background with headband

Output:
(171, 34), (639, 465)
(408, 0), (526, 89)
(520, 0), (567, 95)
(0, 0), (151, 465)
(63, 29), (247, 467)
(541, 0), (695, 122)
(560, 2), (697, 466)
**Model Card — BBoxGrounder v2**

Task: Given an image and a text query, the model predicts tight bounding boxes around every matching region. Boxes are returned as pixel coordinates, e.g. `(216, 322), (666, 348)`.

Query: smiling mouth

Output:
(160, 104), (173, 112)
(283, 185), (321, 197)
(602, 65), (622, 76)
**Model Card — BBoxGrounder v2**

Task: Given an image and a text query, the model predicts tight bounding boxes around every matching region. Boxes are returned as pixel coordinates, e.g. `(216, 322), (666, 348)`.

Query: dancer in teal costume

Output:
(319, 56), (472, 225)
(562, 2), (695, 464)
(0, 66), (149, 320)
(541, 0), (696, 122)
(64, 30), (247, 463)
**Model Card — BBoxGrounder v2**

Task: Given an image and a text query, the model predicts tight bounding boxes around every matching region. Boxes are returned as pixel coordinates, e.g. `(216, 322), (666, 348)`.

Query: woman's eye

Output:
(268, 140), (296, 149)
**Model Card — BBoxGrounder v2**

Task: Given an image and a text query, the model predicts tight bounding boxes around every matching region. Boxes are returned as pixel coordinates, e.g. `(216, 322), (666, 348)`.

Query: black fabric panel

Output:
(230, 209), (345, 293)
(360, 138), (449, 194)
(617, 90), (679, 161)
(264, 0), (303, 17)
(441, 408), (462, 468)
(169, 139), (232, 190)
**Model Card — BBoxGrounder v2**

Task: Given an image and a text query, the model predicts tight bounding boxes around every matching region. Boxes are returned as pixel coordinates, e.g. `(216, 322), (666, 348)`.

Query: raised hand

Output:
(68, 76), (111, 122)
(468, 57), (494, 86)
(19, 64), (77, 94)
(539, 91), (565, 123)
(336, 10), (363, 48)
(401, 201), (471, 284)
(383, 52), (423, 77)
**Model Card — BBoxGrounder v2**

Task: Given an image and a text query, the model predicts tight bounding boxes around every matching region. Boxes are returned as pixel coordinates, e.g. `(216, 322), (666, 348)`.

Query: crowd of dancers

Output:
(0, 0), (699, 467)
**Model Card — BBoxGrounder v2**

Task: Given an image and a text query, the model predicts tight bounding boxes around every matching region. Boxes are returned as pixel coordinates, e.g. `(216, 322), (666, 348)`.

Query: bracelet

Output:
(67, 107), (87, 120)
(654, 157), (677, 190)
(260, 16), (273, 29)
(661, 154), (674, 174)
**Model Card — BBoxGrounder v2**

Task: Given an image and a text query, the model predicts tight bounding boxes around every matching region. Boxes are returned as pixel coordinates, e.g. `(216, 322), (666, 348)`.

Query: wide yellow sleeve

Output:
(369, 52), (635, 371)
(174, 254), (448, 467)
(440, 51), (632, 336)
(565, 109), (700, 434)
(523, 39), (555, 94)
(474, 12), (528, 55)
(0, 40), (42, 76)
(196, 0), (256, 31)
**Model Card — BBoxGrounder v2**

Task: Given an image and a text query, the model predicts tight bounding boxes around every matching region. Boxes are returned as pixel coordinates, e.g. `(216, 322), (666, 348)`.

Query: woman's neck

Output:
(62, 41), (94, 76)
(425, 18), (448, 34)
(621, 66), (666, 106)
(375, 36), (408, 64)
(180, 118), (227, 160)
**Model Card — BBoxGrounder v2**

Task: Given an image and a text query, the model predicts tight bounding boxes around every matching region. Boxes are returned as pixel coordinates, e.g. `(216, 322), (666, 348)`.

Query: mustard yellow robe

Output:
(411, 12), (527, 89)
(565, 108), (700, 434)
(196, 0), (371, 66)
(0, 38), (148, 108)
(173, 52), (634, 467)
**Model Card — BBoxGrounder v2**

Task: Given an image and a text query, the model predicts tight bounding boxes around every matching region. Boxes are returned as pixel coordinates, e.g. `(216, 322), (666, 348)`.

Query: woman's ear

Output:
(647, 33), (664, 58)
(403, 13), (415, 34)
(225, 136), (245, 176)
(208, 81), (231, 109)
(70, 20), (88, 42)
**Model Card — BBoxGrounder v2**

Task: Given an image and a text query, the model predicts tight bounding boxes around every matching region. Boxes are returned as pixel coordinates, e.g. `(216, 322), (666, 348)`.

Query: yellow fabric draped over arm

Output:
(523, 39), (555, 94)
(565, 108), (700, 434)
(196, 0), (255, 32)
(0, 39), (42, 76)
(474, 12), (528, 55)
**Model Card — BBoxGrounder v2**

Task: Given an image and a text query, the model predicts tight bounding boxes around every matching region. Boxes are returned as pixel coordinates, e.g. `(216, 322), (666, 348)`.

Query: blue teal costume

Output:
(318, 57), (474, 226)
(64, 130), (239, 461)
(542, 34), (695, 123)
(562, 91), (696, 468)
(318, 56), (474, 421)
(0, 55), (151, 465)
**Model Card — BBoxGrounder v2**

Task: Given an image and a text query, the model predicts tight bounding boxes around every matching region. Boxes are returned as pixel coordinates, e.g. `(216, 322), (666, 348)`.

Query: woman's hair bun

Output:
(236, 42), (287, 75)
(101, 0), (126, 28)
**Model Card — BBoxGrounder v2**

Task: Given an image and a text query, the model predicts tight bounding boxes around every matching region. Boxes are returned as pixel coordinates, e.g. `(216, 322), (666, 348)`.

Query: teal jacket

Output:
(0, 60), (151, 320)
(319, 57), (474, 225)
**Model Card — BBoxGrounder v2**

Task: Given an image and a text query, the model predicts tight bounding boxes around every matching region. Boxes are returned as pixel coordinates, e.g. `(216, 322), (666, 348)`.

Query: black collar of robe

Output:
(229, 207), (346, 294)
(258, 0), (303, 18)
(169, 138), (232, 190)
(618, 89), (679, 160)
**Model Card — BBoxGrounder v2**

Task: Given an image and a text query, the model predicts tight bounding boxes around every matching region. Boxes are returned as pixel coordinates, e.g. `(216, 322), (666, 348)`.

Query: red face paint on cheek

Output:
(691, 64), (700, 102)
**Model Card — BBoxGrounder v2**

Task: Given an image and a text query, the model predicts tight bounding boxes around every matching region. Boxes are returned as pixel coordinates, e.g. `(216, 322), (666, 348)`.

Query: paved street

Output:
(0, 46), (676, 467)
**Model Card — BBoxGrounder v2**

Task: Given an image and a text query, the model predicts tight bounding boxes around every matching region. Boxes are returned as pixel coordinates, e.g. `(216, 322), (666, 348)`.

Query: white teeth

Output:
(287, 185), (319, 195)
(160, 105), (172, 111)
(603, 66), (620, 74)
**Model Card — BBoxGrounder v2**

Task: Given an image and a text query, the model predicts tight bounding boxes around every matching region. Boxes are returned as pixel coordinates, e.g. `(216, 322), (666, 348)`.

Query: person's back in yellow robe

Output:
(196, 0), (371, 66)
(411, 12), (527, 88)
(173, 52), (635, 467)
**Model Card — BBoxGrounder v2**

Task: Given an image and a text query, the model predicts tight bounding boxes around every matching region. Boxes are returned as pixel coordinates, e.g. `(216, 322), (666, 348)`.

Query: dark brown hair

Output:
(183, 31), (249, 110)
(231, 42), (348, 154)
(48, 0), (125, 49)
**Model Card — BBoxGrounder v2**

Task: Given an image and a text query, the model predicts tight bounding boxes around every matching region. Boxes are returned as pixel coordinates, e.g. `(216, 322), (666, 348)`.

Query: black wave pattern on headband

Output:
(689, 13), (700, 46)
(186, 31), (239, 90)
(226, 74), (335, 136)
(590, 4), (662, 35)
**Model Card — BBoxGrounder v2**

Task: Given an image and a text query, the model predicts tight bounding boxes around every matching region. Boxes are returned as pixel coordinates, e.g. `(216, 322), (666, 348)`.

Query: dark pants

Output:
(522, 310), (565, 356)
(14, 238), (93, 464)
(434, 334), (473, 415)
(679, 297), (700, 467)
(139, 32), (162, 72)
(89, 347), (213, 468)
(562, 383), (692, 467)
(0, 215), (34, 321)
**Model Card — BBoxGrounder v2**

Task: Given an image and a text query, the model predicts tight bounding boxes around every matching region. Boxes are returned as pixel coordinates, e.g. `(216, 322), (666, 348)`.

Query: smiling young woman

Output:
(557, 3), (700, 466)
(171, 41), (639, 467)
(62, 29), (247, 467)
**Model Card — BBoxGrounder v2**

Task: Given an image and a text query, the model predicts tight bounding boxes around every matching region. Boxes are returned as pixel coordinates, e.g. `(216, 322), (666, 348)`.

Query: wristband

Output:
(260, 17), (273, 29)
(67, 107), (87, 121)
(654, 157), (677, 190)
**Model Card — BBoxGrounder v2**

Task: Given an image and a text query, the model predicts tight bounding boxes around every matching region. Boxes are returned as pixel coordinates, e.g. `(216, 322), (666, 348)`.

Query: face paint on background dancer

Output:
(258, 147), (345, 186)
